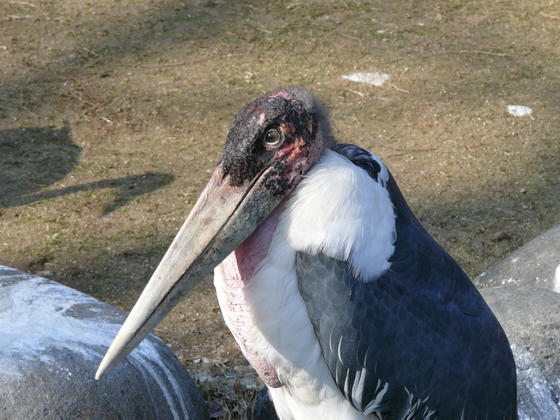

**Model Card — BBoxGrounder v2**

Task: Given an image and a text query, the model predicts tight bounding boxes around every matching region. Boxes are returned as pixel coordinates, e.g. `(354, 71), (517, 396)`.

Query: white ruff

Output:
(214, 150), (396, 420)
(284, 149), (395, 280)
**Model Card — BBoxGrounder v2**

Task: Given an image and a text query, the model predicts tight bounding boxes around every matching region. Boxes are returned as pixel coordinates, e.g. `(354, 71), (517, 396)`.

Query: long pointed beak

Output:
(95, 165), (282, 379)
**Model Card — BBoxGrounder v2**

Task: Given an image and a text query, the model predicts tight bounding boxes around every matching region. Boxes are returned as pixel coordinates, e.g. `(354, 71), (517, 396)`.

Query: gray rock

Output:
(475, 226), (560, 418)
(0, 265), (208, 419)
(475, 225), (560, 291)
(482, 286), (560, 420)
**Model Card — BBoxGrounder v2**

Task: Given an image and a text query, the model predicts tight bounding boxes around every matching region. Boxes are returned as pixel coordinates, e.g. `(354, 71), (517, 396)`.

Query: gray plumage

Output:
(296, 144), (517, 419)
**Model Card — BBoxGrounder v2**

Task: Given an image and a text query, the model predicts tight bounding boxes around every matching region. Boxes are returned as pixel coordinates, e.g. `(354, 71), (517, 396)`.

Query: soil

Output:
(1, 0), (559, 418)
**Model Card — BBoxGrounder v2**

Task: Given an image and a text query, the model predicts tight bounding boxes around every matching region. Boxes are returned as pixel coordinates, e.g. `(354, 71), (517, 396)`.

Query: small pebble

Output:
(341, 72), (390, 87)
(507, 105), (532, 117)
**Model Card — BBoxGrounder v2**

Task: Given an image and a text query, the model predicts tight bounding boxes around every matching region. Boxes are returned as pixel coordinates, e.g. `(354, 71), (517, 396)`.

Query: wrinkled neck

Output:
(233, 204), (284, 282)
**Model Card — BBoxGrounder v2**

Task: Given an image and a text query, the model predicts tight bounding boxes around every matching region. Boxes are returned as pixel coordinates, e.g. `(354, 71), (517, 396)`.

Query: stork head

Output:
(96, 88), (333, 378)
(221, 87), (334, 191)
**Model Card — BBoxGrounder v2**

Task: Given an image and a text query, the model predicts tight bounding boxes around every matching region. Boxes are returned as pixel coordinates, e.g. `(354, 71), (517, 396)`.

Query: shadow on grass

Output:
(0, 0), (245, 115)
(0, 125), (173, 215)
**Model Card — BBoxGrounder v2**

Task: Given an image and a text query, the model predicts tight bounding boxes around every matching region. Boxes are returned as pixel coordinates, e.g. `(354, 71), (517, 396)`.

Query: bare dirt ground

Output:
(1, 0), (559, 418)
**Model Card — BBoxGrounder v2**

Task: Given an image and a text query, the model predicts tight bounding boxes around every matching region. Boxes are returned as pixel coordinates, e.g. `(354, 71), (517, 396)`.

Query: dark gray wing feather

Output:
(295, 144), (517, 419)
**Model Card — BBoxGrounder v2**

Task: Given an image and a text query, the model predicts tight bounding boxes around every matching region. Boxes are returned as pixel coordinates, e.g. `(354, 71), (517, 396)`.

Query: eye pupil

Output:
(265, 130), (278, 141)
(264, 129), (282, 146)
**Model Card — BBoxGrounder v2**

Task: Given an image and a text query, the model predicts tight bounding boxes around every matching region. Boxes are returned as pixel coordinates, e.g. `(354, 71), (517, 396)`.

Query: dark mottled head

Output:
(220, 87), (335, 194)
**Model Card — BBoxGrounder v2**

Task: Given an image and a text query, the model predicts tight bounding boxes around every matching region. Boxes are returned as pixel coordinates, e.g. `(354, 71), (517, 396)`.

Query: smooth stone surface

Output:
(475, 225), (560, 292)
(482, 286), (560, 420)
(0, 266), (207, 420)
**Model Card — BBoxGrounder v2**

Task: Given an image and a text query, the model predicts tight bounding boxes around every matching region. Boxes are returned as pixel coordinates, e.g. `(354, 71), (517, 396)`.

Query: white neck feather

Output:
(279, 149), (396, 280)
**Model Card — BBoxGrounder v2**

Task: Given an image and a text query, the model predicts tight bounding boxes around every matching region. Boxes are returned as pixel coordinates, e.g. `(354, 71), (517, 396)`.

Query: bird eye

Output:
(263, 129), (284, 148)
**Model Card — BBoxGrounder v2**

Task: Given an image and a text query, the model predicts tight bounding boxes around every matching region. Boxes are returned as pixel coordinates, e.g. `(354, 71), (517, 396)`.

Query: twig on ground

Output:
(3, 15), (33, 20)
(9, 1), (49, 20)
(457, 50), (509, 57)
(82, 47), (99, 57)
(110, 62), (189, 69)
(69, 93), (97, 108)
(540, 11), (560, 20)
(388, 83), (409, 93)
(21, 105), (39, 118)
(382, 145), (441, 160)
(338, 31), (361, 42)
(348, 89), (365, 97)
(141, 62), (189, 68)
(253, 25), (272, 34)
(79, 98), (113, 119)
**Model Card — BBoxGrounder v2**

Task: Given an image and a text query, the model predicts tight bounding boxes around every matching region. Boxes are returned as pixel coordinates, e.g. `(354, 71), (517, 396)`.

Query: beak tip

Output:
(95, 357), (110, 380)
(96, 344), (122, 381)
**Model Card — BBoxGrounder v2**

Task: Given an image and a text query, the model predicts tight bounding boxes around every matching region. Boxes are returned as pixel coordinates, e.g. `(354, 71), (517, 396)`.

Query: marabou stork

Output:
(97, 88), (517, 419)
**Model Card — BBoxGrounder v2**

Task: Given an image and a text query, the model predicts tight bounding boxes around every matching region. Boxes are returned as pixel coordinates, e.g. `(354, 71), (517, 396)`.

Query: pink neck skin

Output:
(234, 205), (283, 281)
(219, 205), (284, 387)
